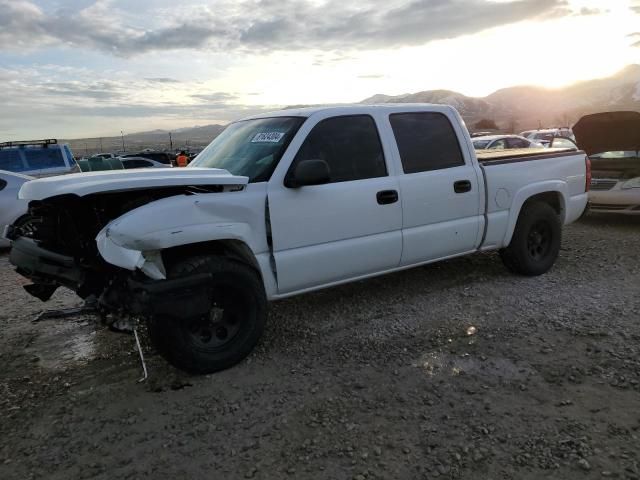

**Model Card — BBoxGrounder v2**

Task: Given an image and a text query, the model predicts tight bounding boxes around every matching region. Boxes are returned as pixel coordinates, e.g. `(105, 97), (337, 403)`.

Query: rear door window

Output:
(389, 112), (465, 173)
(506, 137), (530, 149)
(0, 149), (27, 172)
(489, 139), (507, 150)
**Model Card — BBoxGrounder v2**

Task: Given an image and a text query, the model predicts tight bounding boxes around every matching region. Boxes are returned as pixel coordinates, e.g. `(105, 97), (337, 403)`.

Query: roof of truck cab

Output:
(239, 103), (458, 121)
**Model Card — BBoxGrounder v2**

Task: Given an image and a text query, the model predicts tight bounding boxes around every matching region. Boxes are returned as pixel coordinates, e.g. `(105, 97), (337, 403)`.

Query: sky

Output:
(0, 0), (639, 139)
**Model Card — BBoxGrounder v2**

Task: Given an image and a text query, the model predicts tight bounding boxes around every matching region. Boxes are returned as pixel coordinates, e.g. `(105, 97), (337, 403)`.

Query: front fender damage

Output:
(95, 191), (261, 281)
(96, 229), (166, 280)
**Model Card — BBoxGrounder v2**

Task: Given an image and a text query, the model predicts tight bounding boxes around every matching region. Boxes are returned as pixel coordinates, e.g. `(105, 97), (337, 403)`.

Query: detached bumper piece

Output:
(126, 273), (213, 319)
(9, 238), (83, 299)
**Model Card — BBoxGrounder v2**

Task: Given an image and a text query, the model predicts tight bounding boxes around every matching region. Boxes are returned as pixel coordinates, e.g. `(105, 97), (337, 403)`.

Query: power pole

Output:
(120, 130), (126, 152)
(169, 132), (173, 151)
(85, 142), (88, 155)
(99, 137), (103, 152)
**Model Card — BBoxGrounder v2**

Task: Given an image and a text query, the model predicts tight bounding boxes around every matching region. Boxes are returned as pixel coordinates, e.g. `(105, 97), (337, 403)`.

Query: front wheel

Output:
(500, 202), (562, 276)
(148, 255), (267, 374)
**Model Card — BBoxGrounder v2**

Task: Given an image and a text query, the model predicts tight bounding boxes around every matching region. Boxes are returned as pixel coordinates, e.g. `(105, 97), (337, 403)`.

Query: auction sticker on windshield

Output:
(251, 132), (285, 143)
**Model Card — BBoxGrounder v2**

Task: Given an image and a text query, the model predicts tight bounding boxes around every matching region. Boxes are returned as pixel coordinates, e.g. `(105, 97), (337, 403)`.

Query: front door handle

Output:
(376, 190), (399, 205)
(453, 180), (472, 193)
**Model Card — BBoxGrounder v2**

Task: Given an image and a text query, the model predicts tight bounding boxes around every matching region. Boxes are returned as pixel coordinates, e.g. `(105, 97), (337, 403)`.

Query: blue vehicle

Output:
(0, 139), (79, 177)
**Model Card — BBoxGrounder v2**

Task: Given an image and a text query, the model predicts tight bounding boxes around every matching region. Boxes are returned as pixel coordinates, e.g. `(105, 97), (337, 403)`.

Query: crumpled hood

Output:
(573, 111), (640, 156)
(18, 167), (249, 201)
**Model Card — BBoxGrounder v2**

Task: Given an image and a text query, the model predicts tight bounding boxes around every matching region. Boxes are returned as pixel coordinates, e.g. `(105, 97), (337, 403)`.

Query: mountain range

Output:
(361, 64), (640, 131)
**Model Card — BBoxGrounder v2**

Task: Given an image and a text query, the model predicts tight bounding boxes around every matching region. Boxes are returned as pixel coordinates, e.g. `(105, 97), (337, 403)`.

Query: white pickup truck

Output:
(6, 105), (589, 374)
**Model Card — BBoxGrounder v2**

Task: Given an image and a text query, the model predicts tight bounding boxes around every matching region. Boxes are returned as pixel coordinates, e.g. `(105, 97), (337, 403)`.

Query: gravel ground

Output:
(1, 214), (639, 480)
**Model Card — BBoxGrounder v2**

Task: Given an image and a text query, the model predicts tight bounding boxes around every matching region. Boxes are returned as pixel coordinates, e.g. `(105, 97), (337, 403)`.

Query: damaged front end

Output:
(5, 182), (241, 329)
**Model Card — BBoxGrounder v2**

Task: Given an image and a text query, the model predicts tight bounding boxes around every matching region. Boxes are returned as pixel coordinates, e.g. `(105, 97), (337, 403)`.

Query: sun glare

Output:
(235, 2), (639, 105)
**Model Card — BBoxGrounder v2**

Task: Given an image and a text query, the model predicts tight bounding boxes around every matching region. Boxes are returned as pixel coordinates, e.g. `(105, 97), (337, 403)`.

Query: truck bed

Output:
(477, 148), (579, 165)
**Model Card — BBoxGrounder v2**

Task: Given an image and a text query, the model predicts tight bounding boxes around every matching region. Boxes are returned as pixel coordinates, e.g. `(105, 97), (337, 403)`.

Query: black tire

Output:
(148, 255), (267, 374)
(500, 202), (561, 276)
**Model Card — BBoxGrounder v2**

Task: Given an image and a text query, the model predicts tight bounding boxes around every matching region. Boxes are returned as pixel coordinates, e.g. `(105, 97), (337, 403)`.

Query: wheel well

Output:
(522, 191), (564, 219)
(161, 240), (261, 274)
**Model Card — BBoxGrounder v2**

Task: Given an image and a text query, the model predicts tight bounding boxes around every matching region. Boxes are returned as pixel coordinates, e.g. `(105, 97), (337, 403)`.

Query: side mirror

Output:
(285, 159), (330, 188)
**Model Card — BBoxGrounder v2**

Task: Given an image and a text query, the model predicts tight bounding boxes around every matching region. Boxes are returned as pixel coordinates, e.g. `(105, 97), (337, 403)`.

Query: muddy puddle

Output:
(26, 318), (103, 370)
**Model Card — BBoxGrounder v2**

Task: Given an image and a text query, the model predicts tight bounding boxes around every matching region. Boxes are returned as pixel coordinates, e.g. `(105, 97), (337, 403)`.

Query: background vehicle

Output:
(519, 130), (537, 138)
(0, 171), (31, 248)
(470, 131), (494, 138)
(120, 156), (171, 169)
(573, 111), (640, 215)
(120, 151), (175, 166)
(547, 136), (578, 150)
(6, 104), (589, 374)
(0, 139), (79, 177)
(524, 128), (574, 146)
(472, 134), (542, 150)
(91, 153), (118, 160)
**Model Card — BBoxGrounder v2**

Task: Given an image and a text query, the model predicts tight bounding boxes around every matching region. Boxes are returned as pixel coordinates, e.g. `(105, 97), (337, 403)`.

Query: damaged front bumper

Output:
(10, 237), (83, 286)
(9, 236), (213, 319)
(96, 228), (166, 280)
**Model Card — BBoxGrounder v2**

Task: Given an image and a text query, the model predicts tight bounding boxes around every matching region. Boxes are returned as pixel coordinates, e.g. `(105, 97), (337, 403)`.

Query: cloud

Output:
(577, 7), (602, 16)
(629, 32), (640, 47)
(40, 80), (127, 100)
(358, 74), (386, 79)
(0, 0), (570, 56)
(0, 64), (274, 138)
(145, 77), (180, 83)
(190, 92), (239, 102)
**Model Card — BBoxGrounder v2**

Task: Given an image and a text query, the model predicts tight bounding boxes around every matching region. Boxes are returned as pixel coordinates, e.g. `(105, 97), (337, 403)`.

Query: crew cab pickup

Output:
(5, 105), (590, 374)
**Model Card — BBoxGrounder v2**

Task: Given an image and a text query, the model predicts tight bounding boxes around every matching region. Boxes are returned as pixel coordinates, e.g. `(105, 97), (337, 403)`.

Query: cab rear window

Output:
(23, 148), (66, 169)
(0, 147), (66, 172)
(0, 150), (27, 172)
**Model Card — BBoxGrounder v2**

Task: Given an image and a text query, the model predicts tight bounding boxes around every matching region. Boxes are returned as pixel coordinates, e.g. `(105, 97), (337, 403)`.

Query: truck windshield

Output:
(189, 116), (305, 182)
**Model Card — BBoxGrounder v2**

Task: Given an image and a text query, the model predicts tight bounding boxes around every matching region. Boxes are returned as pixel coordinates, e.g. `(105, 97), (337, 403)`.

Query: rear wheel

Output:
(500, 202), (561, 276)
(148, 255), (266, 374)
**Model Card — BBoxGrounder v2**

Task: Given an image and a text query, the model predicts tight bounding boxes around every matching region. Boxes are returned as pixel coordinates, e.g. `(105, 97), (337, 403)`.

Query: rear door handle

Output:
(453, 180), (472, 193)
(376, 190), (399, 205)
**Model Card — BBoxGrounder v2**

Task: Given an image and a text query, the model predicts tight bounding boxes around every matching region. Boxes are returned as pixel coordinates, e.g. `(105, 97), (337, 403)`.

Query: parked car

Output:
(470, 131), (495, 138)
(524, 128), (574, 146)
(573, 111), (640, 215)
(519, 130), (537, 138)
(119, 151), (175, 166)
(6, 104), (589, 374)
(472, 135), (542, 150)
(0, 171), (31, 248)
(0, 139), (79, 177)
(547, 136), (579, 151)
(119, 157), (171, 169)
(90, 153), (118, 160)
